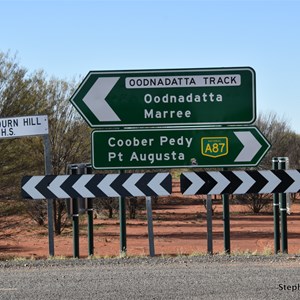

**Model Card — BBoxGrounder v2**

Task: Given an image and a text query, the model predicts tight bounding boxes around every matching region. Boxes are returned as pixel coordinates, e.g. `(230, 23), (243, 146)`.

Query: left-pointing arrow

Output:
(97, 174), (120, 197)
(83, 77), (121, 122)
(122, 173), (145, 196)
(48, 175), (70, 198)
(22, 176), (45, 199)
(72, 174), (95, 198)
(148, 173), (171, 196)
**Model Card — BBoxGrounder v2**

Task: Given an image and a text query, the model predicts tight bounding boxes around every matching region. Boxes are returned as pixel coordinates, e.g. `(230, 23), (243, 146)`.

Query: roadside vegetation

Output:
(1, 50), (300, 236)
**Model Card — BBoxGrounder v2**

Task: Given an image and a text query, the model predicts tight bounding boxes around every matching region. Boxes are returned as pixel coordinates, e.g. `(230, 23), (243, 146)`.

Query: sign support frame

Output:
(43, 134), (55, 257)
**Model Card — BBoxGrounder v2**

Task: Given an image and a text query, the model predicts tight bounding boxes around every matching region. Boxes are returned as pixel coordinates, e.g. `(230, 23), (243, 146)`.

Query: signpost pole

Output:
(222, 168), (230, 254)
(146, 196), (155, 257)
(279, 157), (288, 253)
(222, 193), (230, 254)
(272, 157), (280, 254)
(86, 164), (94, 256)
(119, 195), (127, 255)
(119, 171), (127, 255)
(206, 195), (213, 255)
(70, 165), (80, 258)
(43, 134), (54, 257)
(0, 115), (53, 255)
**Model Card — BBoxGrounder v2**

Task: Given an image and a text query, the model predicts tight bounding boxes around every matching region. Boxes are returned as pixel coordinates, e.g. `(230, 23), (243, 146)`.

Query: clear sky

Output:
(1, 0), (300, 132)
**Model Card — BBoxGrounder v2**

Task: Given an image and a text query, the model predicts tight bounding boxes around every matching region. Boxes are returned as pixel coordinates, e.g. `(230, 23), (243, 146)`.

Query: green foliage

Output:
(1, 50), (300, 232)
(0, 200), (27, 216)
(240, 111), (300, 214)
(256, 111), (300, 169)
(0, 51), (90, 234)
(233, 193), (272, 214)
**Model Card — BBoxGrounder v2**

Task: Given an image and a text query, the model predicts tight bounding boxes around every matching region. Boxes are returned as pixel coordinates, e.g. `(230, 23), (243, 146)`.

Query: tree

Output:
(256, 111), (294, 169)
(0, 52), (47, 198)
(284, 132), (300, 169)
(44, 76), (91, 234)
(0, 51), (91, 234)
(234, 111), (297, 213)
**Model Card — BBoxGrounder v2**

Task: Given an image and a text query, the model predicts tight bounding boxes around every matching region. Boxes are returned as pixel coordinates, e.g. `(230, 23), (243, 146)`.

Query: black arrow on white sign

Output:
(181, 170), (300, 195)
(22, 173), (172, 199)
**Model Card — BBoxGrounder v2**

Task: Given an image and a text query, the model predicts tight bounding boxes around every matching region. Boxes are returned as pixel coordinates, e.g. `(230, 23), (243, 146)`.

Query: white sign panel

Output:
(0, 115), (49, 139)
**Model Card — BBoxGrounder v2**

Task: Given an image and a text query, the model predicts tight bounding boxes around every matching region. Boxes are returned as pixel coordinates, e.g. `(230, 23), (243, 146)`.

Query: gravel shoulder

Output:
(1, 253), (300, 269)
(1, 255), (300, 300)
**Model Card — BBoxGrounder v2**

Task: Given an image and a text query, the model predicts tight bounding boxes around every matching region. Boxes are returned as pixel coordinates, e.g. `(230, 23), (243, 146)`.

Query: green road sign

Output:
(70, 67), (256, 128)
(92, 126), (270, 170)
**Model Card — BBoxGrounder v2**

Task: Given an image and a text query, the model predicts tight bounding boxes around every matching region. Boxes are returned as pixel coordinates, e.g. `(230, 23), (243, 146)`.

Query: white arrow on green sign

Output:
(92, 126), (270, 170)
(70, 67), (256, 128)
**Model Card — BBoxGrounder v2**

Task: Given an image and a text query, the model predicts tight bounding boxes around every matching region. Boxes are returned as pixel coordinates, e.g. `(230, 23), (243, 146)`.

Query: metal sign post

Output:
(146, 196), (155, 257)
(222, 168), (230, 254)
(272, 157), (280, 254)
(43, 134), (54, 257)
(85, 164), (94, 257)
(0, 115), (54, 256)
(279, 157), (289, 253)
(206, 195), (213, 255)
(69, 165), (80, 258)
(119, 171), (127, 255)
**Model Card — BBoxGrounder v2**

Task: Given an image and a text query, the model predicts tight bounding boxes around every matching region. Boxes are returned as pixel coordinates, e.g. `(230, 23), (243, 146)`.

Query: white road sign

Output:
(0, 115), (49, 139)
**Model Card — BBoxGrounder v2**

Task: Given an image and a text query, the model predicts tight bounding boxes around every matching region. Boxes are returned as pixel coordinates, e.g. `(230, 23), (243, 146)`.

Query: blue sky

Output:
(1, 0), (300, 132)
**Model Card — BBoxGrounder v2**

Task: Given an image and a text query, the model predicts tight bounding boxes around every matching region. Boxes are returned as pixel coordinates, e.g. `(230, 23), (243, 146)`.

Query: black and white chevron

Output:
(181, 170), (300, 195)
(22, 173), (172, 199)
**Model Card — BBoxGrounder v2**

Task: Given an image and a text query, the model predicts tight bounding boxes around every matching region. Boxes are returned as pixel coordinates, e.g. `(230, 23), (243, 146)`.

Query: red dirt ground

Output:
(1, 193), (300, 259)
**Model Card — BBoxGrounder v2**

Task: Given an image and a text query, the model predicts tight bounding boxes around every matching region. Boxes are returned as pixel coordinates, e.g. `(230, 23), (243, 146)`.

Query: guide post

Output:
(272, 157), (280, 254)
